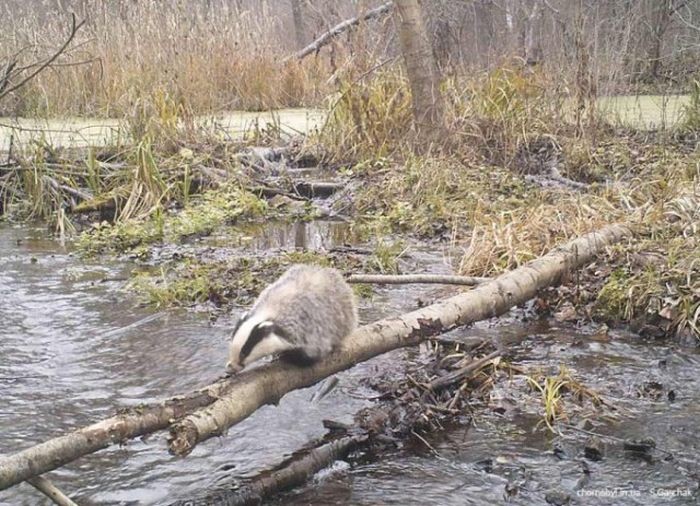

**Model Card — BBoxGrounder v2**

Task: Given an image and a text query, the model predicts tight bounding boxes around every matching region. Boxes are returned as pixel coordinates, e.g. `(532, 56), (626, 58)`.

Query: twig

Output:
(26, 475), (78, 506)
(347, 273), (489, 286)
(289, 2), (393, 61)
(0, 14), (86, 101)
(429, 350), (501, 390)
(43, 175), (92, 202)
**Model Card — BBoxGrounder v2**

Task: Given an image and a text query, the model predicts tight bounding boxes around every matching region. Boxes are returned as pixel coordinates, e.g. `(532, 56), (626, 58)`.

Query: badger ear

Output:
(257, 320), (274, 330)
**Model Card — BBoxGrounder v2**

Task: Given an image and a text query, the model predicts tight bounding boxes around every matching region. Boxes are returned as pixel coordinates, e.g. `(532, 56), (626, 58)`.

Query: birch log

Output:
(0, 378), (234, 490)
(347, 273), (489, 285)
(168, 223), (631, 456)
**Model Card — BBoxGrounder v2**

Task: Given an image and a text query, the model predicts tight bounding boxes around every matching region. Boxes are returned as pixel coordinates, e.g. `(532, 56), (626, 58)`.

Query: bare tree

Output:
(644, 0), (685, 81)
(394, 0), (444, 138)
(0, 13), (85, 103)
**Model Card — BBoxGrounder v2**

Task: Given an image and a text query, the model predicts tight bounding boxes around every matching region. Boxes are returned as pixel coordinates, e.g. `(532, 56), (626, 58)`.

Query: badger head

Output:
(226, 311), (295, 373)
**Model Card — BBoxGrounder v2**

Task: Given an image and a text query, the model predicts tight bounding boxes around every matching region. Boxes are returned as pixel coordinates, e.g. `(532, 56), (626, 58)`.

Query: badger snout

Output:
(226, 360), (243, 375)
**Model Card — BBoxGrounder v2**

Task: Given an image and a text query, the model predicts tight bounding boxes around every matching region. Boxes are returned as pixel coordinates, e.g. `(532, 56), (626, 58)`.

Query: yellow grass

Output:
(1, 1), (331, 117)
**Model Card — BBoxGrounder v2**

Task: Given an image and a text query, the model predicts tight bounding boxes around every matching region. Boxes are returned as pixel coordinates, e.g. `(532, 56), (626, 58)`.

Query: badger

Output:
(226, 264), (358, 373)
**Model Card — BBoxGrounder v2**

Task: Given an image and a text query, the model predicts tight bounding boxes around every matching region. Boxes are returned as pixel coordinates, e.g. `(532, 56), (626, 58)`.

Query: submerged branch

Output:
(171, 434), (368, 506)
(26, 476), (78, 506)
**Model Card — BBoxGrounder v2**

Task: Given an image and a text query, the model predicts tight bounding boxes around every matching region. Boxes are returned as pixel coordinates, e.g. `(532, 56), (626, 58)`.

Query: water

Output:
(280, 326), (700, 505)
(0, 222), (452, 505)
(0, 97), (689, 154)
(0, 108), (325, 152)
(1, 224), (699, 505)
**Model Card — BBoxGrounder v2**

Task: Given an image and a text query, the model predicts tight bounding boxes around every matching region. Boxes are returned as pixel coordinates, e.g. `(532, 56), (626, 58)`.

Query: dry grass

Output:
(1, 1), (330, 117)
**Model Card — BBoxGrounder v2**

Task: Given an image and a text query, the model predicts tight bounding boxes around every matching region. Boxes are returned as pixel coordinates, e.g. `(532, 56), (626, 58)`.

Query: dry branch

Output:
(347, 273), (489, 285)
(0, 14), (86, 101)
(428, 350), (501, 390)
(290, 2), (393, 61)
(26, 476), (78, 506)
(168, 223), (631, 456)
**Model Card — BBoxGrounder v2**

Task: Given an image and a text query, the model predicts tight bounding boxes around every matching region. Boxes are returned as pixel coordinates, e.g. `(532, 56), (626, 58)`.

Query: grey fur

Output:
(229, 264), (358, 369)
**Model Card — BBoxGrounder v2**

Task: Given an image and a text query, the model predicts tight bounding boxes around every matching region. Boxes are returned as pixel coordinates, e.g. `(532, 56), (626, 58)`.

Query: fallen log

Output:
(0, 377), (236, 490)
(170, 434), (368, 506)
(0, 223), (631, 489)
(168, 223), (631, 456)
(175, 341), (497, 505)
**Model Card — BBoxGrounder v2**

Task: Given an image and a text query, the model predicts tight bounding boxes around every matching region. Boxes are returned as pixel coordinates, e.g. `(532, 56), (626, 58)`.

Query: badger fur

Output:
(226, 264), (358, 373)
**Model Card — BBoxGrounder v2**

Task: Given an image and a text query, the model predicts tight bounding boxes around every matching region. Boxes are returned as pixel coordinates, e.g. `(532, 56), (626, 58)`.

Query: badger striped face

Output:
(226, 311), (294, 373)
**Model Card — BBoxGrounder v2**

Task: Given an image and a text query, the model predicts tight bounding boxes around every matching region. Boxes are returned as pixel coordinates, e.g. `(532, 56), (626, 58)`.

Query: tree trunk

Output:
(524, 0), (543, 66)
(290, 0), (306, 50)
(394, 0), (444, 137)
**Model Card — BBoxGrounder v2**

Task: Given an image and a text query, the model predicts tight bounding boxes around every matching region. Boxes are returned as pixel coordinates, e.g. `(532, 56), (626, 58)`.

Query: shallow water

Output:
(1, 224), (698, 505)
(0, 222), (452, 505)
(0, 108), (325, 152)
(0, 95), (689, 153)
(598, 95), (689, 129)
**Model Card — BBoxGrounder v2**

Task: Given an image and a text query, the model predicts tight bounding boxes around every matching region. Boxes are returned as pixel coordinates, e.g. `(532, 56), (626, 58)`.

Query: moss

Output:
(77, 183), (267, 255)
(595, 268), (635, 321)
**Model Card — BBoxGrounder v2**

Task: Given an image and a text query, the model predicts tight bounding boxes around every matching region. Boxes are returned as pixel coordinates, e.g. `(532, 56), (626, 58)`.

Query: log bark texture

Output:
(168, 224), (631, 456)
(0, 378), (234, 490)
